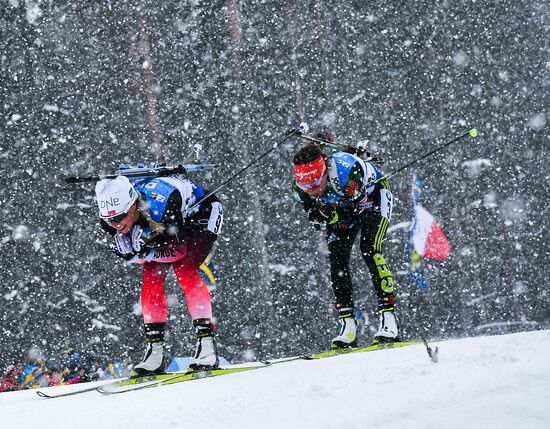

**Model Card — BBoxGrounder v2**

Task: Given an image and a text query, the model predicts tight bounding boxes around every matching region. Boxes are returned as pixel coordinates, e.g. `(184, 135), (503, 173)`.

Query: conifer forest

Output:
(0, 0), (548, 368)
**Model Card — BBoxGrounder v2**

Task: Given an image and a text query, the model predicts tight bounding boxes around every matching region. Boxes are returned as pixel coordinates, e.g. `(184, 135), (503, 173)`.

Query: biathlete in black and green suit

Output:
(292, 139), (399, 348)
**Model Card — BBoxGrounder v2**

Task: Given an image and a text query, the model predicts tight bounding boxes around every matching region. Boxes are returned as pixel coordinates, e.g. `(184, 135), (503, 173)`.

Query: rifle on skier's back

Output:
(64, 162), (218, 184)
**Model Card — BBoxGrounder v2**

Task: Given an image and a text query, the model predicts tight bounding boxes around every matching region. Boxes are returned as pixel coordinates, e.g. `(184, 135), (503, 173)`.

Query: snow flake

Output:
(25, 1), (43, 25)
(452, 51), (469, 67)
(527, 113), (546, 130)
(268, 264), (296, 276)
(498, 70), (509, 82)
(513, 281), (528, 295)
(501, 197), (527, 222)
(108, 131), (119, 144)
(43, 104), (59, 112)
(462, 158), (493, 178)
(347, 91), (366, 106)
(12, 225), (29, 241)
(91, 319), (122, 331)
(4, 290), (18, 300)
(490, 96), (502, 107)
(460, 247), (473, 256)
(470, 84), (483, 96)
(483, 192), (498, 209)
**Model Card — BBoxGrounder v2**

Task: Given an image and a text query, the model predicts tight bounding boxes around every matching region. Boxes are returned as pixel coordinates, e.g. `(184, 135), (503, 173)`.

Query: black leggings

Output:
(327, 211), (395, 312)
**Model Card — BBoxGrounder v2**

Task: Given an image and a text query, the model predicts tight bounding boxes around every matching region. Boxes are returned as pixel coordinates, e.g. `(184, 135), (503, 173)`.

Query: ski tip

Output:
(468, 128), (478, 138)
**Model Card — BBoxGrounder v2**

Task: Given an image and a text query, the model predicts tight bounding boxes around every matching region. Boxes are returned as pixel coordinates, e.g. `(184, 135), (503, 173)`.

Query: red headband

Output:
(293, 155), (326, 184)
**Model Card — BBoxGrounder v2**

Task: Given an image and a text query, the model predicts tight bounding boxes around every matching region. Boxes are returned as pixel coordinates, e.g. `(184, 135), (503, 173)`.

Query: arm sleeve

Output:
(187, 191), (223, 236)
(163, 189), (223, 238)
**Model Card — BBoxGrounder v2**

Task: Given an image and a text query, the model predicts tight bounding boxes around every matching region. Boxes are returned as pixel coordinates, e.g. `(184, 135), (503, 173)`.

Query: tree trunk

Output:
(227, 0), (275, 354)
(137, 0), (162, 160)
(282, 0), (305, 121)
(312, 0), (333, 130)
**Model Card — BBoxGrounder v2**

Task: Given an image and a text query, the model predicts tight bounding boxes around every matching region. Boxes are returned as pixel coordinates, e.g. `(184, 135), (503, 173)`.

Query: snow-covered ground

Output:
(2, 330), (549, 429)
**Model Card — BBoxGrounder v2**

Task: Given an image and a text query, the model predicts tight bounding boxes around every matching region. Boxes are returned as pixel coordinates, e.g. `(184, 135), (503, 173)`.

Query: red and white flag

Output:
(412, 205), (451, 261)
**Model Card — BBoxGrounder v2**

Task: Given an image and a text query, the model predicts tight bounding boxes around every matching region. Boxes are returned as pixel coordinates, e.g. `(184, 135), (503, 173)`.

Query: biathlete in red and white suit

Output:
(95, 172), (223, 375)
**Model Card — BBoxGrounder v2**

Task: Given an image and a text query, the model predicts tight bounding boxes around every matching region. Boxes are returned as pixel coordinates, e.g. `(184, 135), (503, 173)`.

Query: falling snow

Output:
(0, 1), (548, 376)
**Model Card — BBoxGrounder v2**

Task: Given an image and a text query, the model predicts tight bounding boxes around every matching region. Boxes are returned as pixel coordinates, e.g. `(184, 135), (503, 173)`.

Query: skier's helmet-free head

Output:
(293, 144), (326, 191)
(95, 176), (138, 220)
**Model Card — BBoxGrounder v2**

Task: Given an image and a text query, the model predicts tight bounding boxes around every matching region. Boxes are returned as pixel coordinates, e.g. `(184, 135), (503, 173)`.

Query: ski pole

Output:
(64, 164), (218, 184)
(291, 122), (350, 151)
(290, 122), (384, 163)
(376, 128), (478, 183)
(187, 130), (299, 211)
(293, 131), (349, 151)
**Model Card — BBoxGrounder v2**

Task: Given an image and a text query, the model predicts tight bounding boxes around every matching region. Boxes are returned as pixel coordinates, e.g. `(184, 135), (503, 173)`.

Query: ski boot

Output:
(189, 318), (219, 370)
(372, 310), (400, 344)
(133, 323), (166, 377)
(331, 308), (359, 349)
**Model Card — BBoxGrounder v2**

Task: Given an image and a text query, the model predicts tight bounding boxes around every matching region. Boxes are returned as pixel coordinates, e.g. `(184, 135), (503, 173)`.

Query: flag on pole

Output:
(199, 249), (218, 292)
(412, 205), (451, 261)
(408, 174), (451, 288)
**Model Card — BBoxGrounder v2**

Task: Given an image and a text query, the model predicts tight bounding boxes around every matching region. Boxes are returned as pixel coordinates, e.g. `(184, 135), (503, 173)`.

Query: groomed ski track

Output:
(2, 330), (549, 429)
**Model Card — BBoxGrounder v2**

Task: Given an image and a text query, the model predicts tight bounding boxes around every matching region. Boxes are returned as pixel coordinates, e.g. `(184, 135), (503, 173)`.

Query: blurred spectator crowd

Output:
(0, 346), (132, 392)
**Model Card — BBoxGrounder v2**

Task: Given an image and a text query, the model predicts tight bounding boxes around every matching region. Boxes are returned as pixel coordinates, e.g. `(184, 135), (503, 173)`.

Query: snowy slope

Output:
(2, 331), (550, 429)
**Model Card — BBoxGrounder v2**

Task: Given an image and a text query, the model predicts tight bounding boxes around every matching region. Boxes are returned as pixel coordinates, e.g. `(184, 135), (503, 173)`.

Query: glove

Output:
(308, 208), (330, 231)
(356, 140), (369, 154)
(286, 122), (309, 136)
(114, 233), (133, 255)
(130, 225), (145, 252)
(343, 145), (358, 155)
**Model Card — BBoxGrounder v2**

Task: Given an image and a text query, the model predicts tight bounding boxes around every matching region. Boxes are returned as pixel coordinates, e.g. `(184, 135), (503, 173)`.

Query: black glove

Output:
(111, 246), (137, 261)
(308, 208), (331, 231)
(343, 145), (357, 155)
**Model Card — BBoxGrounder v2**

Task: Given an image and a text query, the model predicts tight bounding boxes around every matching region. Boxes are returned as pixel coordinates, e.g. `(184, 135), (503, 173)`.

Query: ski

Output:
(97, 356), (311, 395)
(305, 340), (424, 360)
(37, 341), (432, 398)
(36, 362), (277, 398)
(36, 373), (183, 398)
(36, 381), (124, 399)
(258, 355), (306, 365)
(96, 365), (267, 395)
(96, 372), (187, 394)
(96, 343), (427, 395)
